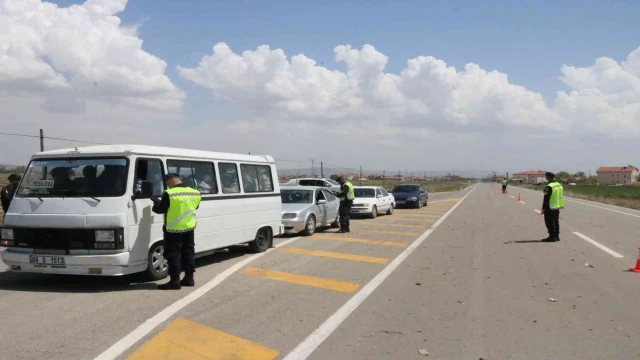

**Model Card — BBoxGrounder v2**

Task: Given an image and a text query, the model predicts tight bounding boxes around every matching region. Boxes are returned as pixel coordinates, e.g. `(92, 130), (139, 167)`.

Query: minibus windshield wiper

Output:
(22, 187), (44, 202)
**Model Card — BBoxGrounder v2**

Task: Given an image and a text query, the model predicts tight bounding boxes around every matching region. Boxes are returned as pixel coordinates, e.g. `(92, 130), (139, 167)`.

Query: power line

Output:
(0, 131), (108, 145)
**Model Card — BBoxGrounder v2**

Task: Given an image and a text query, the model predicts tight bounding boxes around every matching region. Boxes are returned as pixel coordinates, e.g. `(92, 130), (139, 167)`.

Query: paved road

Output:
(1, 184), (639, 360)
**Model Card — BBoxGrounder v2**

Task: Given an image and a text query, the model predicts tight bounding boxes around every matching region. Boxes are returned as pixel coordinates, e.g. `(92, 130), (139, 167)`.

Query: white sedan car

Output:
(350, 186), (395, 218)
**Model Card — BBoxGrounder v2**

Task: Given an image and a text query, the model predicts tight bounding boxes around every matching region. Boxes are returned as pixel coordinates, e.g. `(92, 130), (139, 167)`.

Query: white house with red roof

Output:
(596, 166), (638, 185)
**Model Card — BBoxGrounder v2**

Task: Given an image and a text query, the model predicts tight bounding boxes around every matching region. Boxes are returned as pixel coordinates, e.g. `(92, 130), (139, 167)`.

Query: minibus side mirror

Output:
(140, 181), (154, 199)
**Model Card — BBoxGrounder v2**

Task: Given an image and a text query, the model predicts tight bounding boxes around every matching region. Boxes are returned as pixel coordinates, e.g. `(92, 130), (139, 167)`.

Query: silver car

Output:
(281, 186), (340, 236)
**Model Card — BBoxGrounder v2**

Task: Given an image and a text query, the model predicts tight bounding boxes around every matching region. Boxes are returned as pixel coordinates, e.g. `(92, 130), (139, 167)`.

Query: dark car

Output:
(391, 184), (428, 208)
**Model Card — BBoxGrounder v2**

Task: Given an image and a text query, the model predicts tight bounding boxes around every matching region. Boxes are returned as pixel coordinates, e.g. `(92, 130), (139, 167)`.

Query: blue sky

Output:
(54, 0), (640, 101)
(3, 0), (638, 172)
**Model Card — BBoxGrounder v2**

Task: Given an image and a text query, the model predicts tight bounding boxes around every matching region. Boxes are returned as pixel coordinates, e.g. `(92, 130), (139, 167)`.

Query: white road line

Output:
(93, 236), (302, 360)
(534, 209), (541, 214)
(282, 185), (477, 360)
(520, 201), (526, 204)
(573, 232), (624, 258)
(510, 196), (515, 199)
(515, 187), (640, 218)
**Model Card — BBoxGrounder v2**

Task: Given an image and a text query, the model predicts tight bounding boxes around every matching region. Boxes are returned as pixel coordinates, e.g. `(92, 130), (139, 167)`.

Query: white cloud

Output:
(556, 48), (640, 136)
(0, 0), (184, 112)
(179, 43), (566, 133)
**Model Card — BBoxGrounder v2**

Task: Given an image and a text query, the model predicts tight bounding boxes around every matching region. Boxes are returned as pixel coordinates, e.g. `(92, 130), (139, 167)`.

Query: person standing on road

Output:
(152, 173), (202, 290)
(501, 178), (508, 193)
(1, 174), (22, 217)
(335, 176), (355, 233)
(541, 172), (564, 242)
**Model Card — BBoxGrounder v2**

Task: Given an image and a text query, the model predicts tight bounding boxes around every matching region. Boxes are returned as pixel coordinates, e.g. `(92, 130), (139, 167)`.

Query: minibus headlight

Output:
(95, 230), (115, 242)
(1, 228), (14, 240)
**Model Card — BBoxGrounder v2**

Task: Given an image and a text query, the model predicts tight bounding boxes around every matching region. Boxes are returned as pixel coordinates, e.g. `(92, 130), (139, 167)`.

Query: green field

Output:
(520, 184), (640, 210)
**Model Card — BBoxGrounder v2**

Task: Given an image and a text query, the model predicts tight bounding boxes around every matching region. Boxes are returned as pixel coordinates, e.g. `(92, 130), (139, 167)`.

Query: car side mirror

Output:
(317, 199), (327, 205)
(140, 181), (154, 199)
(325, 183), (332, 187)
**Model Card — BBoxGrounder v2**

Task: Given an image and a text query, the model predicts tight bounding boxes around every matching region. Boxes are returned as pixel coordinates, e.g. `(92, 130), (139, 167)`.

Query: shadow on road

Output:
(513, 240), (544, 244)
(0, 248), (248, 293)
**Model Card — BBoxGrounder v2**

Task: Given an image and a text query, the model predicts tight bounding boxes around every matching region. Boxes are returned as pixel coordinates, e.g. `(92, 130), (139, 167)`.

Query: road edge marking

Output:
(573, 232), (624, 258)
(282, 185), (477, 360)
(515, 186), (640, 218)
(93, 236), (302, 360)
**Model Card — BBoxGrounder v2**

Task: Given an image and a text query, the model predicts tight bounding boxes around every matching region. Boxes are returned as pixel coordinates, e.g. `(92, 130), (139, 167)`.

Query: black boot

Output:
(541, 236), (555, 242)
(338, 225), (346, 233)
(555, 235), (560, 242)
(180, 273), (195, 287)
(158, 276), (182, 290)
(346, 225), (351, 233)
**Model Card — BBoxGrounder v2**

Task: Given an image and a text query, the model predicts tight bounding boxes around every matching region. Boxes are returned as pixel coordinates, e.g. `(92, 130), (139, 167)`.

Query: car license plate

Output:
(29, 255), (65, 265)
(397, 201), (405, 204)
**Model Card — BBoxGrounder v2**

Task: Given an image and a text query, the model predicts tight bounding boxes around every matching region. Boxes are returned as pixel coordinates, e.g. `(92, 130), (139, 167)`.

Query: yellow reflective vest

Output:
(337, 181), (355, 201)
(165, 187), (201, 233)
(548, 181), (564, 210)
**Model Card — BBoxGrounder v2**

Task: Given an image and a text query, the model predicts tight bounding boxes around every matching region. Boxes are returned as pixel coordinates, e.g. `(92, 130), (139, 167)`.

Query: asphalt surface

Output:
(1, 184), (639, 360)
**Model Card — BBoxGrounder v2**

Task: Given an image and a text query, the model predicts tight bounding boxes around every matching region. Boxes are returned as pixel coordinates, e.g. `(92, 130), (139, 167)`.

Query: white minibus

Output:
(0, 145), (283, 280)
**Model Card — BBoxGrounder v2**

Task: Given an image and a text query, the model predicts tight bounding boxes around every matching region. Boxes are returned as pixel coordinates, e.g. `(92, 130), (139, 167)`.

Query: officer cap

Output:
(163, 173), (180, 181)
(545, 171), (555, 178)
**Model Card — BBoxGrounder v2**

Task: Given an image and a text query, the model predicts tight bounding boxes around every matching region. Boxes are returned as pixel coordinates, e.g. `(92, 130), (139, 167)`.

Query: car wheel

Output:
(248, 227), (273, 253)
(331, 213), (340, 228)
(145, 242), (169, 281)
(370, 205), (378, 219)
(417, 200), (422, 209)
(386, 204), (394, 215)
(302, 215), (316, 236)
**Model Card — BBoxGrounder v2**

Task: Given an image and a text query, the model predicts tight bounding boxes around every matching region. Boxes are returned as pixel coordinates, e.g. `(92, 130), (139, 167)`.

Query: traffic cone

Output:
(630, 248), (640, 273)
(517, 194), (521, 202)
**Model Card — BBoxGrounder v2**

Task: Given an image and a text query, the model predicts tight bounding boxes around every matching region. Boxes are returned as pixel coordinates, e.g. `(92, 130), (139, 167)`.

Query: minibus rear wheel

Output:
(145, 241), (169, 281)
(249, 227), (273, 253)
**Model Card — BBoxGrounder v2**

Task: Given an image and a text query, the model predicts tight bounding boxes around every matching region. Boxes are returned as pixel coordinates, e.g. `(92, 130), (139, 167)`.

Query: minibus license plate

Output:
(29, 256), (65, 265)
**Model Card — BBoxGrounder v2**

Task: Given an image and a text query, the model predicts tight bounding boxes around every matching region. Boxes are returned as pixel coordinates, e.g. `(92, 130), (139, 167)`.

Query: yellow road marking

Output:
(388, 216), (440, 221)
(312, 234), (408, 247)
(127, 317), (279, 360)
(241, 267), (360, 293)
(279, 247), (389, 264)
(351, 229), (421, 236)
(352, 222), (422, 228)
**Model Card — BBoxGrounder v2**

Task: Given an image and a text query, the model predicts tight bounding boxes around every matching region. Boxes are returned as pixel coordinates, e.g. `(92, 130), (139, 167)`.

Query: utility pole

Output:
(383, 169), (386, 189)
(39, 129), (44, 152)
(321, 162), (324, 178)
(311, 159), (315, 177)
(359, 165), (363, 186)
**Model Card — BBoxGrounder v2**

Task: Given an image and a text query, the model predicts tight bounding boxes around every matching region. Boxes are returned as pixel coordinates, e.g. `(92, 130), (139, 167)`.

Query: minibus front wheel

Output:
(145, 241), (169, 281)
(248, 227), (273, 253)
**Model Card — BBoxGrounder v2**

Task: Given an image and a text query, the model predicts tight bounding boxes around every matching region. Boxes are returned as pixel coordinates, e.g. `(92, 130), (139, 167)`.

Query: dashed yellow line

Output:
(241, 267), (360, 293)
(311, 234), (408, 247)
(279, 247), (389, 264)
(127, 318), (279, 360)
(351, 229), (421, 236)
(352, 222), (422, 228)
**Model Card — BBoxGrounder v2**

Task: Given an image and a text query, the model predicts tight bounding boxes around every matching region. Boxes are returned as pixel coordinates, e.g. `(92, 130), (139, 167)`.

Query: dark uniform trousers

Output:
(544, 209), (560, 238)
(165, 230), (196, 281)
(339, 200), (352, 227)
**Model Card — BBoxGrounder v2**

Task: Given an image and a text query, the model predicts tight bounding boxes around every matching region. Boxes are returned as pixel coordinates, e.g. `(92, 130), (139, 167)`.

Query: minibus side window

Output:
(240, 164), (274, 193)
(134, 159), (164, 196)
(167, 160), (218, 194)
(219, 163), (240, 194)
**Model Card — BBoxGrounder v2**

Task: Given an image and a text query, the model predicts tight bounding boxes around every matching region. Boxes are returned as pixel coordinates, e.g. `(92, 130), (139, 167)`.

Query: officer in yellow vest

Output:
(152, 173), (202, 290)
(501, 178), (508, 193)
(335, 176), (355, 233)
(541, 172), (564, 242)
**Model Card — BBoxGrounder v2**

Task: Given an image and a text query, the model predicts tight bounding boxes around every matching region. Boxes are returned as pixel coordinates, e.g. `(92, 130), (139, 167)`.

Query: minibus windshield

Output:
(17, 158), (129, 197)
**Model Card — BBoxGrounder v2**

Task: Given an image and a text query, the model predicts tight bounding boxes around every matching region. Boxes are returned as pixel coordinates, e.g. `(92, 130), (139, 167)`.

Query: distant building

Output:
(596, 166), (639, 185)
(512, 170), (547, 185)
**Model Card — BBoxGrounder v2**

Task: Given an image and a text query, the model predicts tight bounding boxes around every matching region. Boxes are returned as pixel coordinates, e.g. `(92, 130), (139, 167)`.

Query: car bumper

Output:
(350, 206), (372, 214)
(395, 199), (420, 206)
(282, 219), (307, 234)
(0, 249), (145, 276)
